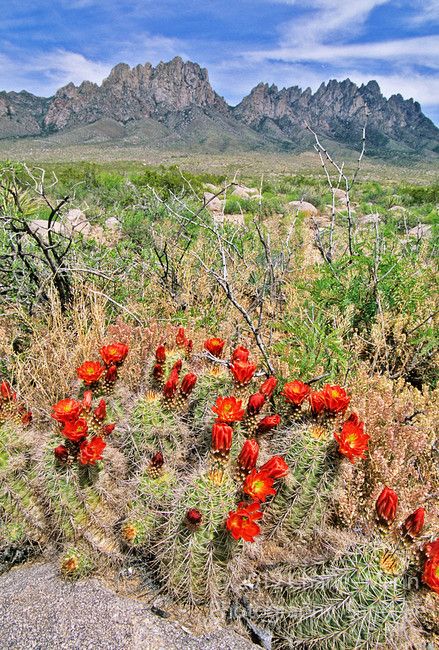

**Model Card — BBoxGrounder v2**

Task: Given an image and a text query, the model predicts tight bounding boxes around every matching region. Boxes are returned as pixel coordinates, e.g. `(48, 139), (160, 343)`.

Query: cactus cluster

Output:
(0, 328), (437, 648)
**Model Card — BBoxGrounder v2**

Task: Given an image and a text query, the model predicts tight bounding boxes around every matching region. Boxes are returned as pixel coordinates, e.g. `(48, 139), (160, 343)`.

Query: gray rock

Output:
(287, 200), (318, 216)
(0, 563), (256, 650)
(105, 217), (121, 230)
(358, 213), (380, 224)
(204, 191), (224, 214)
(408, 224), (432, 238)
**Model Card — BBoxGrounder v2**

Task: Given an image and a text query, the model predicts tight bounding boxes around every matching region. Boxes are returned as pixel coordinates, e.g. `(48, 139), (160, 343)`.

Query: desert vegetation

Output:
(0, 151), (437, 648)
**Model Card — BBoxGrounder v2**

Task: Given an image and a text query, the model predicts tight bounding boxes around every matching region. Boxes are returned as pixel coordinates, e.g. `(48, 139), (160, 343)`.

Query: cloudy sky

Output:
(1, 0), (438, 124)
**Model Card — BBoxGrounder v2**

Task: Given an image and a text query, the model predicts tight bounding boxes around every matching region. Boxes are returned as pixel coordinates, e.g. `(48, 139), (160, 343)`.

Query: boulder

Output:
(358, 213), (380, 225)
(333, 188), (347, 204)
(389, 205), (407, 212)
(28, 220), (68, 243)
(232, 185), (261, 200)
(64, 208), (91, 235)
(408, 224), (432, 238)
(287, 200), (318, 216)
(105, 217), (121, 230)
(204, 192), (224, 214)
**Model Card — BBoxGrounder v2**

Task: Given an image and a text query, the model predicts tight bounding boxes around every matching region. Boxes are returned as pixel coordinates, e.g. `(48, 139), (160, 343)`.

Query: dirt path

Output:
(0, 563), (256, 650)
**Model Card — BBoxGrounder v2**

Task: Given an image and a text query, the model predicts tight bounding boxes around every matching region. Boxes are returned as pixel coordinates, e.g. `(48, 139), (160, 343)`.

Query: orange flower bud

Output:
(260, 376), (277, 398)
(231, 346), (250, 363)
(237, 439), (260, 471)
(0, 380), (16, 401)
(211, 421), (233, 453)
(155, 344), (166, 363)
(82, 390), (93, 411)
(180, 373), (197, 396)
(257, 414), (281, 434)
(231, 360), (257, 386)
(186, 508), (202, 527)
(93, 398), (107, 421)
(247, 392), (266, 415)
(259, 455), (289, 478)
(163, 368), (179, 399)
(105, 364), (118, 383)
(150, 451), (164, 468)
(308, 390), (326, 415)
(54, 445), (69, 463)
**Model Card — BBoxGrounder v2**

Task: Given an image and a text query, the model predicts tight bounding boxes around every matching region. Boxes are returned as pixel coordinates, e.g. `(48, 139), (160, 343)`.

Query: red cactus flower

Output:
(76, 360), (104, 385)
(61, 417), (89, 442)
(322, 384), (351, 414)
(163, 368), (179, 399)
(186, 508), (202, 526)
(204, 337), (226, 357)
(180, 373), (197, 396)
(422, 541), (439, 594)
(151, 451), (164, 468)
(54, 445), (69, 462)
(82, 390), (93, 411)
(226, 501), (263, 542)
(334, 413), (369, 463)
(212, 396), (245, 423)
(257, 414), (281, 434)
(231, 346), (250, 363)
(102, 423), (116, 436)
(105, 364), (118, 383)
(402, 507), (425, 538)
(424, 539), (439, 559)
(260, 376), (277, 398)
(0, 380), (16, 401)
(281, 380), (310, 406)
(247, 392), (266, 416)
(100, 342), (129, 366)
(243, 469), (276, 502)
(79, 436), (106, 465)
(51, 398), (82, 423)
(259, 455), (289, 478)
(211, 421), (233, 453)
(93, 399), (107, 421)
(237, 439), (260, 471)
(231, 360), (257, 386)
(21, 411), (32, 425)
(376, 486), (398, 525)
(308, 390), (326, 415)
(155, 344), (166, 364)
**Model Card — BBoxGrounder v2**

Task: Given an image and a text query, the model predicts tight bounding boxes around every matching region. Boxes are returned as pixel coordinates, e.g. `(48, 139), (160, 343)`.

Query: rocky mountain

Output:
(0, 57), (438, 159)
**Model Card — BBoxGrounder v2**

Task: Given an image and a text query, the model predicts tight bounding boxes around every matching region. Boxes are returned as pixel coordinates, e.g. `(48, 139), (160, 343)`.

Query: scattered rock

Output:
(204, 192), (225, 214)
(389, 205), (407, 212)
(287, 200), (318, 216)
(408, 224), (432, 238)
(223, 213), (245, 226)
(28, 219), (69, 243)
(358, 213), (380, 224)
(105, 217), (122, 230)
(232, 185), (261, 200)
(64, 208), (91, 235)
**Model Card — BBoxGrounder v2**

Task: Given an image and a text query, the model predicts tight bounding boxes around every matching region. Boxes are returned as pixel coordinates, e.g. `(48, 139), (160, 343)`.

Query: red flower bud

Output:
(402, 507), (425, 538)
(211, 421), (233, 453)
(259, 455), (289, 478)
(102, 423), (116, 436)
(281, 380), (310, 406)
(186, 508), (202, 526)
(172, 359), (183, 374)
(0, 380), (16, 401)
(260, 376), (277, 398)
(176, 327), (187, 347)
(155, 344), (166, 364)
(152, 363), (164, 380)
(180, 373), (197, 396)
(376, 486), (398, 525)
(247, 392), (266, 415)
(231, 360), (257, 386)
(204, 337), (226, 357)
(54, 445), (69, 463)
(93, 399), (107, 421)
(21, 411), (32, 426)
(237, 439), (259, 471)
(422, 553), (439, 594)
(82, 390), (93, 411)
(231, 345), (250, 363)
(257, 414), (281, 434)
(186, 339), (193, 354)
(151, 451), (164, 468)
(308, 390), (326, 415)
(163, 368), (179, 399)
(105, 364), (118, 383)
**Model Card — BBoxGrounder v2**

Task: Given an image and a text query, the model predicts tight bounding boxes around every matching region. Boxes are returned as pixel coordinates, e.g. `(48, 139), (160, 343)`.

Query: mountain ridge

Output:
(1, 56), (438, 159)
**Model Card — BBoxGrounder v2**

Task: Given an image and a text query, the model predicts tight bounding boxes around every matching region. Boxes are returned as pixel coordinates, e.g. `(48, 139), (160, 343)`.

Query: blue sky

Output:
(1, 0), (438, 124)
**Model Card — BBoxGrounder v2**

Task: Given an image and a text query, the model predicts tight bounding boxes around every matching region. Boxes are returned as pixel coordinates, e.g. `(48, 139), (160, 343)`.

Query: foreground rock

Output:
(287, 200), (318, 216)
(0, 563), (255, 650)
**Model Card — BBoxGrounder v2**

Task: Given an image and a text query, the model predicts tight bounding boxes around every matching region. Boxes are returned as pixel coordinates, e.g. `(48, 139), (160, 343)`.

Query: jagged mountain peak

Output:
(0, 58), (437, 159)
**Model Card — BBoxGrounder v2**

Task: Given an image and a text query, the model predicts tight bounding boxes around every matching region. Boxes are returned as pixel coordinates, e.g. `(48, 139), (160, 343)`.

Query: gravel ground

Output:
(0, 563), (256, 650)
